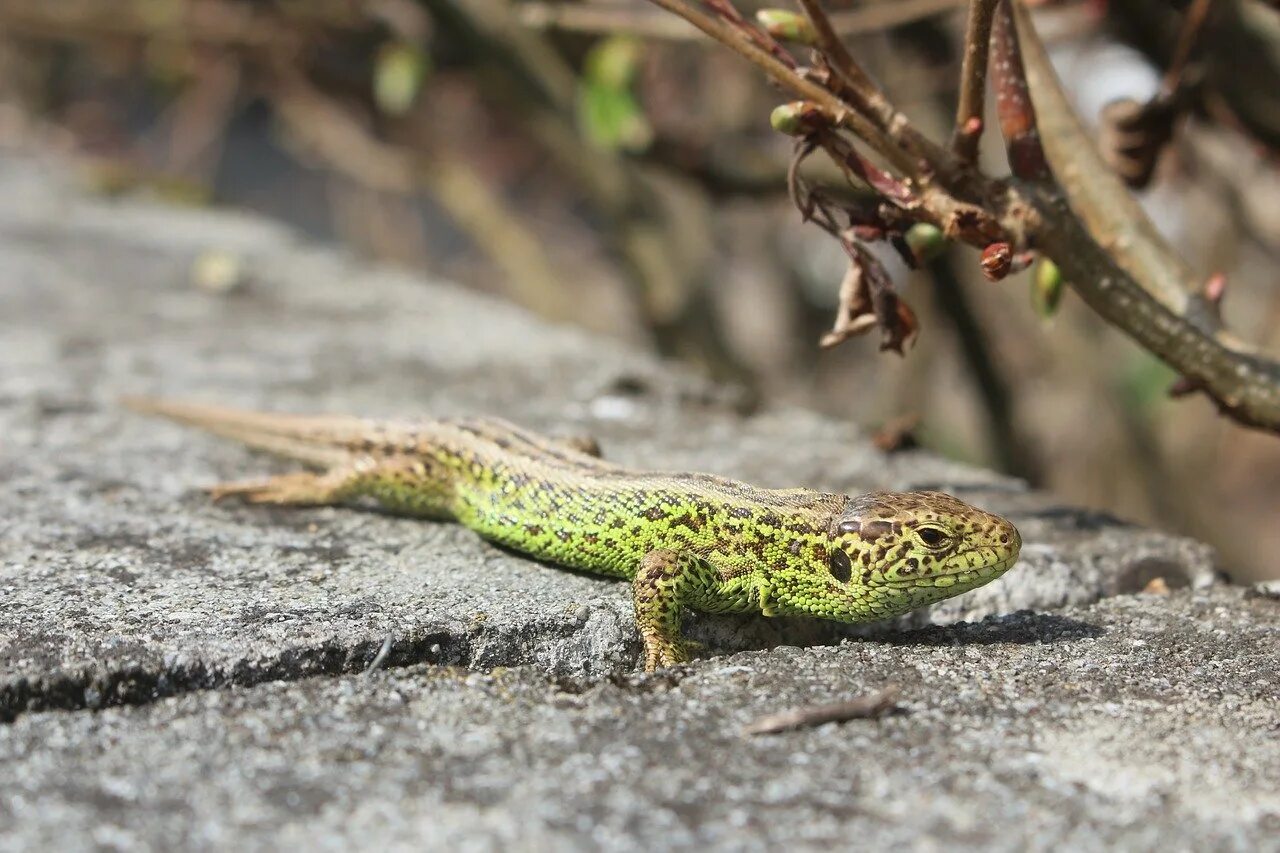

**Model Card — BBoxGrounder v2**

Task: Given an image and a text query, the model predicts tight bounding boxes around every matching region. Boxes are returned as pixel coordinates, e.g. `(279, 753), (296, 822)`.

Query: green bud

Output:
(585, 36), (642, 90)
(770, 101), (817, 135)
(1032, 258), (1064, 317)
(904, 223), (945, 264)
(374, 42), (430, 116)
(755, 9), (817, 45)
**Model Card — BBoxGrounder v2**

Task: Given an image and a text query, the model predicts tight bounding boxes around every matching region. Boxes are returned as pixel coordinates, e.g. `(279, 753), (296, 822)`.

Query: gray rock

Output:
(1, 588), (1276, 851)
(4, 153), (1269, 849)
(0, 154), (1216, 723)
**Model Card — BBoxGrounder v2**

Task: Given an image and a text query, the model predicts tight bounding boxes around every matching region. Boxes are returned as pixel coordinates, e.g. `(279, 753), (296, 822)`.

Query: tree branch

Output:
(951, 0), (998, 163)
(1007, 2), (1280, 430)
(644, 0), (1280, 434)
(519, 0), (966, 41)
(794, 0), (963, 181)
(644, 0), (913, 172)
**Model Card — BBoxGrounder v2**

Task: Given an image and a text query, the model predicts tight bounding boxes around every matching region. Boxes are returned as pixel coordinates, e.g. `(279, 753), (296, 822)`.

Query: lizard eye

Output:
(829, 549), (852, 583)
(917, 526), (948, 548)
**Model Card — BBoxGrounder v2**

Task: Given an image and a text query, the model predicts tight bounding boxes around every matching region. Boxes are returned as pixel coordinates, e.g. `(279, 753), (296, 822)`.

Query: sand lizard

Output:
(126, 398), (1023, 671)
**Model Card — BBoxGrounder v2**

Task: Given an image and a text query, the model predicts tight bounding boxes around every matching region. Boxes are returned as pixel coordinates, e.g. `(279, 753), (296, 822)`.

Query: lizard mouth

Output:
(879, 553), (1020, 588)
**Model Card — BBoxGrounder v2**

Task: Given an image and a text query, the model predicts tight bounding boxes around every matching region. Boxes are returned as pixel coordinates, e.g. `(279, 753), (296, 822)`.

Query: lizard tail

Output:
(122, 396), (369, 468)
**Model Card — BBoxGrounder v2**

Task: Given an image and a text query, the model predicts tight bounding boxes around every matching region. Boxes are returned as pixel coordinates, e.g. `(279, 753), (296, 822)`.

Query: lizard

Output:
(124, 397), (1023, 671)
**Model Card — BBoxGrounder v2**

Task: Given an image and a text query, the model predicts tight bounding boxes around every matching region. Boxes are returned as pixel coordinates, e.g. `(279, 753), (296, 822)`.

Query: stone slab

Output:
(1, 588), (1276, 851)
(0, 153), (1215, 725)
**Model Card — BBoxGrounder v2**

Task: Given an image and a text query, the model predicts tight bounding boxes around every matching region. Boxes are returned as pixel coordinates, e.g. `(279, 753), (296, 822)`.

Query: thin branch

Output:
(951, 0), (998, 163)
(742, 685), (901, 735)
(704, 0), (798, 70)
(1161, 0), (1217, 99)
(643, 0), (914, 173)
(794, 0), (960, 180)
(794, 0), (889, 116)
(519, 0), (966, 41)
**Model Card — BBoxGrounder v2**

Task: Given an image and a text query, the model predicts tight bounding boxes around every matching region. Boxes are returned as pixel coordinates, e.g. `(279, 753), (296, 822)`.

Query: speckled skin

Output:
(125, 399), (1023, 670)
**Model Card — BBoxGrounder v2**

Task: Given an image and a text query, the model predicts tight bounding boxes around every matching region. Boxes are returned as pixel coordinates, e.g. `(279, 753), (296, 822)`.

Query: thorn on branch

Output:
(953, 116), (984, 160)
(1203, 272), (1226, 305)
(1181, 272), (1229, 334)
(1168, 376), (1201, 398)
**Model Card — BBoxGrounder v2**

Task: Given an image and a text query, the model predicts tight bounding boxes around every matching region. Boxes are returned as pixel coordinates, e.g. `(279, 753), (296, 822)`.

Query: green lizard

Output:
(125, 398), (1022, 671)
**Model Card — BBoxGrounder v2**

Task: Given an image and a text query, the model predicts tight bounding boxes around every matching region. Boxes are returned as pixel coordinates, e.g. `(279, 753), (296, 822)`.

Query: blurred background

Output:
(0, 0), (1275, 580)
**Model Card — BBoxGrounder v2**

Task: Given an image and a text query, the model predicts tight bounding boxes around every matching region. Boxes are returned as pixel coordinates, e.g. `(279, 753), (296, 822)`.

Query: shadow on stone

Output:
(873, 611), (1105, 647)
(1013, 505), (1136, 531)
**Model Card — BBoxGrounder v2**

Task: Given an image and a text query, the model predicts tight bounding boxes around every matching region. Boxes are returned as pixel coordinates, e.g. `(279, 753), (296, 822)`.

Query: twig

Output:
(951, 0), (998, 163)
(705, 0), (798, 70)
(795, 0), (889, 118)
(518, 0), (967, 41)
(644, 0), (913, 173)
(742, 684), (901, 734)
(795, 0), (959, 179)
(363, 634), (394, 676)
(1161, 0), (1217, 100)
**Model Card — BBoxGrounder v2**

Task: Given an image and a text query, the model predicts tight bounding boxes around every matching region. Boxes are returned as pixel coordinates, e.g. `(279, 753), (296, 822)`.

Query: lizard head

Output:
(774, 490), (1020, 622)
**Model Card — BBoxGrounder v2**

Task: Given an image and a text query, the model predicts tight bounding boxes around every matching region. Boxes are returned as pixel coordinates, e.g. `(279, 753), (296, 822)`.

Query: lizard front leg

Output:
(632, 549), (721, 672)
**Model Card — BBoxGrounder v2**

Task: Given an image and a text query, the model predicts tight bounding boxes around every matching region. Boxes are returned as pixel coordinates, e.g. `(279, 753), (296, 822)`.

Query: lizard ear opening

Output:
(829, 548), (852, 583)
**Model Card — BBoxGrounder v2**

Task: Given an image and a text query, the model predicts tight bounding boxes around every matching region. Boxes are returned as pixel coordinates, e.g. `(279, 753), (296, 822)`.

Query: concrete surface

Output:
(2, 589), (1277, 851)
(0, 154), (1273, 850)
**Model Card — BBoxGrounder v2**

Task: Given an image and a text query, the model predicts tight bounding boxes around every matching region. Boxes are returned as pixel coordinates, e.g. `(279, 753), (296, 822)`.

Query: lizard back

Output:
(393, 417), (846, 581)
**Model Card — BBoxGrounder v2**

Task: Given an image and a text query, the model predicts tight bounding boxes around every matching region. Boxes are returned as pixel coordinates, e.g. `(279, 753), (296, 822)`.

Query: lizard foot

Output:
(206, 471), (350, 505)
(642, 635), (691, 672)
